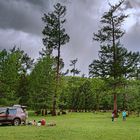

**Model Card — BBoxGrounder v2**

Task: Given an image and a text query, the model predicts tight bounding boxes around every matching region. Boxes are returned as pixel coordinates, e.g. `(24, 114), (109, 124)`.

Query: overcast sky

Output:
(0, 0), (140, 76)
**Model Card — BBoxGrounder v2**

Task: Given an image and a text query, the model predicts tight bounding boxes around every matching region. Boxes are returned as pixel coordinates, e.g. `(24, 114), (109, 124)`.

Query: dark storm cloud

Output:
(0, 29), (42, 59)
(24, 0), (47, 7)
(0, 0), (140, 75)
(0, 0), (49, 35)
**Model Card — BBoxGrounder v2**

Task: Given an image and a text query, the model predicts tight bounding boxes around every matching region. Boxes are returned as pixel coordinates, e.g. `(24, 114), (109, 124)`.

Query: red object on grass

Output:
(41, 119), (46, 125)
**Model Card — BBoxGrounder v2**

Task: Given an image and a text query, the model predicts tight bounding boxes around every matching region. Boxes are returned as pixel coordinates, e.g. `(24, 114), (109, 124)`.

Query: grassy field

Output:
(0, 112), (140, 140)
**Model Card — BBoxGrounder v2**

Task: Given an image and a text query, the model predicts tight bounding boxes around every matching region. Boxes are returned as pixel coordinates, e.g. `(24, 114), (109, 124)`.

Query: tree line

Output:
(0, 0), (140, 116)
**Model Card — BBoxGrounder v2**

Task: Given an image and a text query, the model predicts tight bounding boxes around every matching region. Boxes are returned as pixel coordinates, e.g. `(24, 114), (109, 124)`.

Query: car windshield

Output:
(0, 108), (6, 114)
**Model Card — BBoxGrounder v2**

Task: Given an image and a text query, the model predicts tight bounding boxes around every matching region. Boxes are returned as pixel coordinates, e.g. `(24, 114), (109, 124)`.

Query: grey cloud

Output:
(0, 0), (140, 76)
(24, 0), (47, 7)
(128, 0), (140, 8)
(123, 23), (140, 52)
(0, 0), (49, 35)
(0, 29), (42, 59)
(122, 0), (140, 52)
(61, 0), (102, 75)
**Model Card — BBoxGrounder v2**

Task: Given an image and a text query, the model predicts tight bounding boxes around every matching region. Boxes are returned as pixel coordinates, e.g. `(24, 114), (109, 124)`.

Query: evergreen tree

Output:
(89, 0), (128, 116)
(28, 56), (56, 111)
(0, 47), (33, 106)
(78, 79), (94, 112)
(17, 53), (33, 105)
(70, 58), (80, 76)
(42, 3), (70, 115)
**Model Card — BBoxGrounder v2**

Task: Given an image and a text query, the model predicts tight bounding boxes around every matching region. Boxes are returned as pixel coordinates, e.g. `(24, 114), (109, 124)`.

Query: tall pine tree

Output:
(42, 3), (70, 115)
(89, 0), (129, 116)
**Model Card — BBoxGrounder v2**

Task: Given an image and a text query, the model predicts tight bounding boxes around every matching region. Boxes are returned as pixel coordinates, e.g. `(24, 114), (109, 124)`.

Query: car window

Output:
(17, 108), (24, 113)
(8, 109), (17, 115)
(0, 108), (6, 114)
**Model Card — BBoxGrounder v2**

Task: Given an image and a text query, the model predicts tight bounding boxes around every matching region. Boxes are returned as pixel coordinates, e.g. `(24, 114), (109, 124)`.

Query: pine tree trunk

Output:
(96, 94), (99, 111)
(114, 93), (117, 117)
(52, 95), (57, 116)
(52, 16), (61, 116)
(123, 93), (126, 110)
(112, 15), (118, 118)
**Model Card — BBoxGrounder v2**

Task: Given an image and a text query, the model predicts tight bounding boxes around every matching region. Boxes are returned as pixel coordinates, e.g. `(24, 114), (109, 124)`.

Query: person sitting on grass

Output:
(32, 120), (37, 125)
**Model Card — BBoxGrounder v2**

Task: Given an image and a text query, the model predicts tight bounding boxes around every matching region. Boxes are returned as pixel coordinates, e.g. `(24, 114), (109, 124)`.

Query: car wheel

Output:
(13, 118), (21, 126)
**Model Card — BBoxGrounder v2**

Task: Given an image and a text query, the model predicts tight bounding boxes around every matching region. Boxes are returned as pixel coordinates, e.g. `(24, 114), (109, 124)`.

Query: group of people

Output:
(29, 119), (56, 127)
(29, 119), (46, 126)
(22, 108), (56, 127)
(112, 110), (127, 122)
(23, 108), (46, 126)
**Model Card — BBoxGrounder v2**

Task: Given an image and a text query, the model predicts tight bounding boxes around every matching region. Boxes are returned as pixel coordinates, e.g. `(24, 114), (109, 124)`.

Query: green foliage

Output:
(126, 80), (140, 112)
(28, 56), (56, 110)
(89, 45), (140, 79)
(0, 47), (33, 106)
(59, 77), (109, 111)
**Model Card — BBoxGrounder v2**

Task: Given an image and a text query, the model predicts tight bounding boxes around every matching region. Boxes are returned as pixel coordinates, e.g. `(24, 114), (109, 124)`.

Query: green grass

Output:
(0, 112), (140, 140)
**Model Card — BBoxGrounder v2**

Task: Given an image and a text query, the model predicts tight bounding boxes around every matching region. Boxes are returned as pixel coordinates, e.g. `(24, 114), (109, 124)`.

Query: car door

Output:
(0, 108), (7, 122)
(6, 109), (17, 121)
(17, 108), (26, 121)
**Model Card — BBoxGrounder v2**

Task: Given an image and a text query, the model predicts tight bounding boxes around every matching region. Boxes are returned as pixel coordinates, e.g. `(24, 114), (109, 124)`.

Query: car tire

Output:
(13, 118), (21, 126)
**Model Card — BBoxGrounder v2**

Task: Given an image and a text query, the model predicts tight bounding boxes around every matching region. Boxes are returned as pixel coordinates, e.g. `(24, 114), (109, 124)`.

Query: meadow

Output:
(0, 112), (140, 140)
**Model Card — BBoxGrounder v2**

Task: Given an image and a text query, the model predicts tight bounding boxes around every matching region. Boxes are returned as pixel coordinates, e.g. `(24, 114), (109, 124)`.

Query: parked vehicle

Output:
(0, 106), (26, 126)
